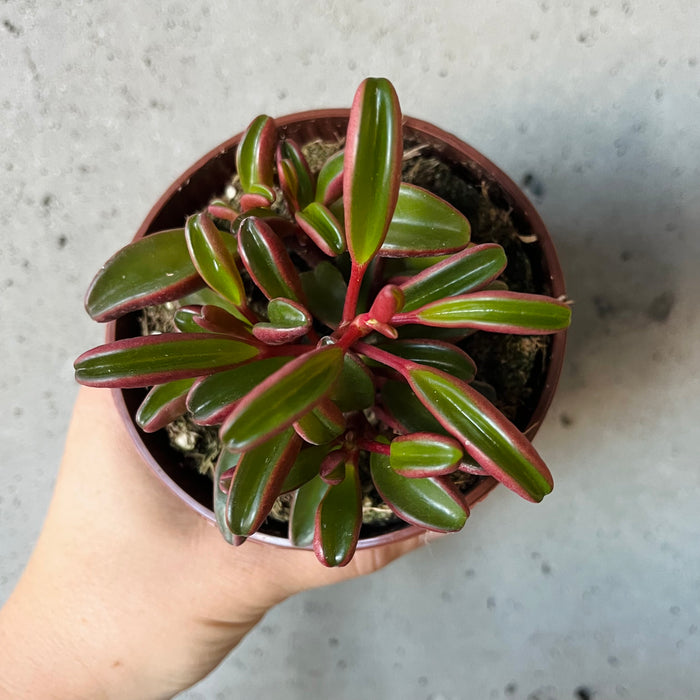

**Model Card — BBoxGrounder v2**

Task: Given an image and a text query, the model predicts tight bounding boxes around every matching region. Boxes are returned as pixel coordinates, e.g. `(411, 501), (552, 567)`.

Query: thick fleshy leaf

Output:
(400, 243), (507, 313)
(238, 217), (304, 302)
(213, 449), (243, 545)
(135, 378), (196, 433)
(179, 287), (252, 326)
(330, 351), (375, 412)
(277, 139), (314, 211)
(300, 261), (347, 328)
(226, 428), (302, 536)
(390, 432), (463, 477)
(375, 339), (476, 383)
(175, 305), (253, 338)
(85, 229), (203, 322)
(406, 365), (553, 502)
(74, 334), (260, 389)
(399, 291), (571, 334)
(233, 207), (300, 240)
(220, 345), (345, 452)
(207, 199), (238, 222)
(370, 450), (468, 531)
(294, 399), (346, 445)
(368, 285), (404, 323)
(315, 149), (344, 205)
(281, 445), (330, 494)
(380, 379), (445, 434)
(319, 450), (346, 485)
(253, 298), (311, 345)
(185, 213), (245, 307)
(314, 456), (362, 567)
(289, 475), (330, 547)
(236, 114), (276, 205)
(295, 202), (346, 256)
(187, 357), (292, 425)
(380, 184), (471, 257)
(344, 77), (402, 267)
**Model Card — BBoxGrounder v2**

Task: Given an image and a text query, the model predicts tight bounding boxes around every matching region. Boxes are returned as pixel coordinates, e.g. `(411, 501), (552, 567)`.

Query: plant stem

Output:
(342, 262), (367, 323)
(353, 342), (410, 375)
(356, 438), (391, 456)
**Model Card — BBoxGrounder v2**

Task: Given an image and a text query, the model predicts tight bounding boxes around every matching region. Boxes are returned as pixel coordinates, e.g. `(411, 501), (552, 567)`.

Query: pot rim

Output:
(107, 109), (567, 551)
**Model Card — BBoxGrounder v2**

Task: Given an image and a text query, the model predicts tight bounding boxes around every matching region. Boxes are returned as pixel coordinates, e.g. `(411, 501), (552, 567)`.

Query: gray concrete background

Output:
(2, 1), (699, 698)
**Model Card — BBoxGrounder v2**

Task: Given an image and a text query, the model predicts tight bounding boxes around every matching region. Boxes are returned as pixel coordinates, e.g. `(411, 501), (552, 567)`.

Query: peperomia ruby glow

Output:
(75, 77), (571, 566)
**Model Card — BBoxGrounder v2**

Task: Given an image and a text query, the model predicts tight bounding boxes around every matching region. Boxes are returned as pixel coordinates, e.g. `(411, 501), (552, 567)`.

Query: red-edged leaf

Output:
(295, 202), (346, 256)
(207, 199), (239, 222)
(300, 261), (347, 329)
(293, 398), (346, 445)
(213, 449), (244, 545)
(390, 432), (463, 477)
(281, 444), (330, 494)
(314, 455), (362, 566)
(405, 365), (553, 502)
(344, 77), (402, 267)
(135, 378), (196, 433)
(238, 217), (305, 302)
(175, 305), (253, 338)
(74, 334), (261, 389)
(252, 298), (311, 345)
(368, 284), (404, 323)
(277, 139), (314, 211)
(289, 475), (330, 547)
(315, 149), (344, 205)
(220, 345), (345, 452)
(319, 449), (347, 485)
(226, 428), (302, 536)
(236, 114), (276, 207)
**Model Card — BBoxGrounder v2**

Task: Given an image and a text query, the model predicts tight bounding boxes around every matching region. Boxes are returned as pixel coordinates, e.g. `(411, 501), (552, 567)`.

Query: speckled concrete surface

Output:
(2, 1), (699, 698)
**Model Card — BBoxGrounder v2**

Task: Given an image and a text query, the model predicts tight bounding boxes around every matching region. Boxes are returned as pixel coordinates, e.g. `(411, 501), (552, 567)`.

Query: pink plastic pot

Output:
(108, 110), (567, 550)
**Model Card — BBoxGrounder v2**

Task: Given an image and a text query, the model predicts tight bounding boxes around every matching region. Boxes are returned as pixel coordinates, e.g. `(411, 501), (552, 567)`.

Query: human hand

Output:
(0, 387), (427, 699)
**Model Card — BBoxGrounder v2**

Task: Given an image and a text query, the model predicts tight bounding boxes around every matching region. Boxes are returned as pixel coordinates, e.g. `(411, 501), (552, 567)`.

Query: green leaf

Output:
(213, 449), (242, 545)
(135, 377), (196, 433)
(74, 334), (261, 389)
(179, 287), (251, 326)
(236, 114), (276, 196)
(409, 291), (572, 333)
(370, 449), (468, 531)
(380, 184), (471, 257)
(187, 357), (293, 425)
(294, 399), (346, 445)
(400, 243), (507, 313)
(238, 217), (304, 302)
(315, 149), (344, 205)
(380, 380), (446, 434)
(85, 229), (202, 322)
(330, 351), (375, 412)
(220, 345), (345, 452)
(295, 202), (346, 256)
(300, 261), (347, 328)
(344, 77), (402, 266)
(289, 475), (330, 547)
(226, 428), (301, 536)
(406, 366), (553, 502)
(314, 457), (362, 566)
(278, 139), (314, 211)
(281, 445), (330, 494)
(390, 432), (463, 477)
(375, 339), (476, 383)
(185, 213), (246, 307)
(253, 298), (312, 345)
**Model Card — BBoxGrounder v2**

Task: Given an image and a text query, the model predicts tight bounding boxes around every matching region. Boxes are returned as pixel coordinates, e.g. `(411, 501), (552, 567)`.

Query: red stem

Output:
(342, 262), (367, 323)
(356, 438), (391, 456)
(353, 342), (411, 375)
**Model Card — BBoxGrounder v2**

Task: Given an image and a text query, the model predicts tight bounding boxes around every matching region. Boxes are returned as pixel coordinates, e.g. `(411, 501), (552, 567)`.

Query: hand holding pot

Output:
(0, 388), (426, 700)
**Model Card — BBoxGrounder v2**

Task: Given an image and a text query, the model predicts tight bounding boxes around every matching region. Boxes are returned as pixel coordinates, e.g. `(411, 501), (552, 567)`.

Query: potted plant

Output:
(74, 78), (570, 567)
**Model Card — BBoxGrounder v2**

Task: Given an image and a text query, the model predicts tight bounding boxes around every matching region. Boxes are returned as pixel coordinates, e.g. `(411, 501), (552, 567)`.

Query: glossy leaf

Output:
(85, 229), (203, 322)
(344, 77), (402, 267)
(74, 334), (260, 389)
(281, 445), (330, 494)
(175, 305), (252, 338)
(185, 213), (246, 307)
(213, 449), (242, 545)
(380, 379), (445, 434)
(314, 457), (362, 566)
(390, 432), (463, 477)
(236, 114), (276, 205)
(319, 450), (346, 485)
(179, 287), (251, 326)
(277, 139), (314, 211)
(300, 261), (347, 328)
(220, 345), (345, 452)
(370, 450), (468, 531)
(238, 217), (304, 302)
(375, 339), (476, 383)
(294, 399), (346, 445)
(295, 202), (346, 256)
(368, 285), (404, 323)
(315, 149), (344, 205)
(289, 475), (330, 547)
(226, 428), (301, 536)
(400, 243), (507, 313)
(207, 199), (238, 222)
(380, 184), (471, 257)
(187, 357), (292, 425)
(330, 351), (375, 412)
(135, 378), (196, 433)
(253, 298), (311, 345)
(406, 365), (553, 502)
(402, 291), (571, 333)
(233, 207), (300, 240)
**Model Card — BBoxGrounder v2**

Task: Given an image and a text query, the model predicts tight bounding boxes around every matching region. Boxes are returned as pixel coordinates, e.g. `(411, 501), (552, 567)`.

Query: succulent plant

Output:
(74, 78), (571, 567)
